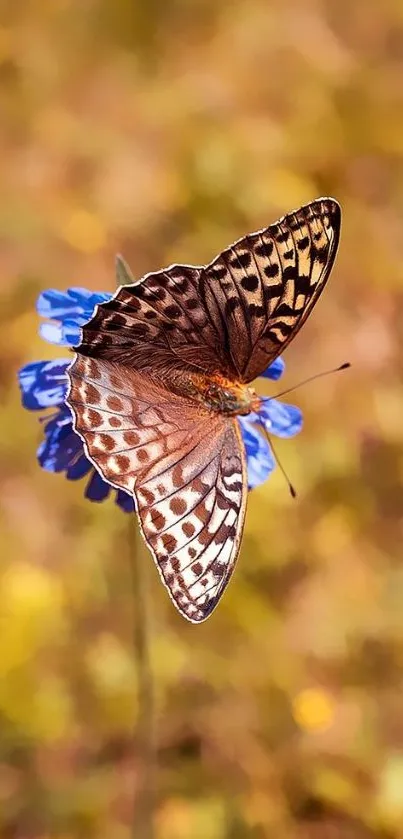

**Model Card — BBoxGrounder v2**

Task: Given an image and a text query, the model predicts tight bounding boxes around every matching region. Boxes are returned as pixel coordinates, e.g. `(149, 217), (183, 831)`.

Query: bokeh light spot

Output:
(60, 209), (106, 253)
(292, 687), (336, 732)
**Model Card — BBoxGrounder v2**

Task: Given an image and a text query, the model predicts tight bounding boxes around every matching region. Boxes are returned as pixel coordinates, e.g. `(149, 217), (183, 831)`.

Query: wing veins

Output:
(187, 504), (234, 590)
(144, 450), (221, 509)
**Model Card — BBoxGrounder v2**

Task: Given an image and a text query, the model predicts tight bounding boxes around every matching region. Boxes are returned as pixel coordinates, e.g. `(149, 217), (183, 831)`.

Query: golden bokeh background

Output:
(2, 1), (403, 836)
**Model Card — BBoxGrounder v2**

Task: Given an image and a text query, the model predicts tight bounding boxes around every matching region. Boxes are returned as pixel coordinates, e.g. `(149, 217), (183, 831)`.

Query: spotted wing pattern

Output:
(78, 262), (232, 377)
(201, 197), (341, 381)
(67, 197), (341, 622)
(76, 198), (340, 384)
(67, 355), (246, 623)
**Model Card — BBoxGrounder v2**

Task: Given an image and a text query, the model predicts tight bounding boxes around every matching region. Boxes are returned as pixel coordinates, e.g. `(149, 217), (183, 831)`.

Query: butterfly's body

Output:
(67, 197), (341, 622)
(185, 373), (260, 417)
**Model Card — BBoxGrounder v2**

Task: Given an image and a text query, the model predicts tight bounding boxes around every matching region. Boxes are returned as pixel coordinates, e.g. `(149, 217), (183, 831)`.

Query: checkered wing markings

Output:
(77, 263), (231, 377)
(136, 420), (246, 623)
(200, 197), (341, 381)
(76, 198), (339, 383)
(67, 356), (247, 623)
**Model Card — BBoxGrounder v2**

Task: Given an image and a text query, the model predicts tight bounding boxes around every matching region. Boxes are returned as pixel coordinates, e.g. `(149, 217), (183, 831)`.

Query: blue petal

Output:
(66, 454), (92, 480)
(85, 469), (111, 502)
(238, 418), (275, 489)
(258, 399), (303, 438)
(259, 357), (285, 381)
(39, 321), (82, 347)
(38, 412), (80, 472)
(37, 288), (111, 347)
(19, 359), (69, 410)
(116, 490), (135, 513)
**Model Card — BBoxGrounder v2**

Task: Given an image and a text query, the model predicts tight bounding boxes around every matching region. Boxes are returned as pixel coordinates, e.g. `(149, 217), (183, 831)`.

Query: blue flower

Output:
(20, 288), (134, 513)
(19, 287), (302, 508)
(237, 357), (303, 489)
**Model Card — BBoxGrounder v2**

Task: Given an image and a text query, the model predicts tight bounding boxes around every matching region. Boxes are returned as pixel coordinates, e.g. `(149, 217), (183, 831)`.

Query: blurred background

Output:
(2, 0), (403, 836)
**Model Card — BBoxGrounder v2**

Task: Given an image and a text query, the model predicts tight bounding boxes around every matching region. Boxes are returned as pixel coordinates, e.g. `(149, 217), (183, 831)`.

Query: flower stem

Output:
(129, 517), (156, 839)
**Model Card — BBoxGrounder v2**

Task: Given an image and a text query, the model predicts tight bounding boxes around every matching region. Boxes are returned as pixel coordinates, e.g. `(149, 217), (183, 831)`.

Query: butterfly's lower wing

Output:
(67, 355), (247, 623)
(201, 197), (341, 381)
(75, 198), (340, 385)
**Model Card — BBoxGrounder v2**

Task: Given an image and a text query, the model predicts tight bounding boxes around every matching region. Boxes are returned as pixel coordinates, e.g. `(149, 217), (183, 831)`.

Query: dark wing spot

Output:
(255, 241), (274, 258)
(161, 533), (177, 554)
(115, 454), (131, 472)
(297, 235), (310, 250)
(137, 449), (150, 463)
(85, 383), (101, 404)
(87, 359), (102, 380)
(282, 266), (296, 281)
(186, 297), (200, 310)
(211, 560), (225, 578)
(231, 250), (252, 269)
(225, 298), (240, 316)
(191, 477), (210, 494)
(182, 522), (196, 537)
(106, 395), (123, 412)
(170, 497), (187, 516)
(264, 263), (279, 279)
(145, 286), (166, 301)
(195, 502), (209, 523)
(276, 231), (290, 244)
(172, 464), (184, 488)
(210, 265), (228, 281)
(88, 409), (102, 427)
(107, 314), (127, 329)
(310, 244), (328, 265)
(149, 509), (166, 530)
(138, 488), (155, 506)
(296, 276), (314, 295)
(241, 274), (259, 292)
(124, 431), (140, 446)
(164, 304), (182, 319)
(99, 434), (115, 452)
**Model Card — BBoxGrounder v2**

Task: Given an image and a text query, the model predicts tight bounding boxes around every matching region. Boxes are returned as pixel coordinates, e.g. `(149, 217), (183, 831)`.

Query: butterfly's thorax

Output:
(168, 371), (260, 417)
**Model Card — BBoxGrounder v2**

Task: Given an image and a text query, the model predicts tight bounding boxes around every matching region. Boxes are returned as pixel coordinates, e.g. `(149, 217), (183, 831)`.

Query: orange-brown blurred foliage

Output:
(2, 1), (403, 837)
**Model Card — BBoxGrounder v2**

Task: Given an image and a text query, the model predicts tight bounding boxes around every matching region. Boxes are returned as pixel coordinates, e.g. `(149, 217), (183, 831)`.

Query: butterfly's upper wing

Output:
(67, 356), (246, 623)
(77, 197), (340, 383)
(201, 196), (341, 381)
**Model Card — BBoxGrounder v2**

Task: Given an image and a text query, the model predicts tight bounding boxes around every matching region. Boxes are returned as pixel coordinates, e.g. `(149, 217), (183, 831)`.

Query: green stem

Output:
(129, 517), (156, 839)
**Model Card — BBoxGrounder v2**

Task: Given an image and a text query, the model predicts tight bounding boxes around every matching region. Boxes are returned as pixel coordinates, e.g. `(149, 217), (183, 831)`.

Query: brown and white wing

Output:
(67, 355), (247, 623)
(77, 260), (233, 377)
(75, 197), (340, 384)
(201, 196), (341, 381)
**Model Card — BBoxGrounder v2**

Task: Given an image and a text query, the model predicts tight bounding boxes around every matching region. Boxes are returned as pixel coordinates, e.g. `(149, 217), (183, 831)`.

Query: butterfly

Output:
(66, 197), (341, 623)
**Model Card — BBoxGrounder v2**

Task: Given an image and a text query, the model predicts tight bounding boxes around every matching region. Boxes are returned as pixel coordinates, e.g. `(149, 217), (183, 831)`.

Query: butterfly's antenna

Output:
(257, 416), (297, 499)
(264, 362), (351, 401)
